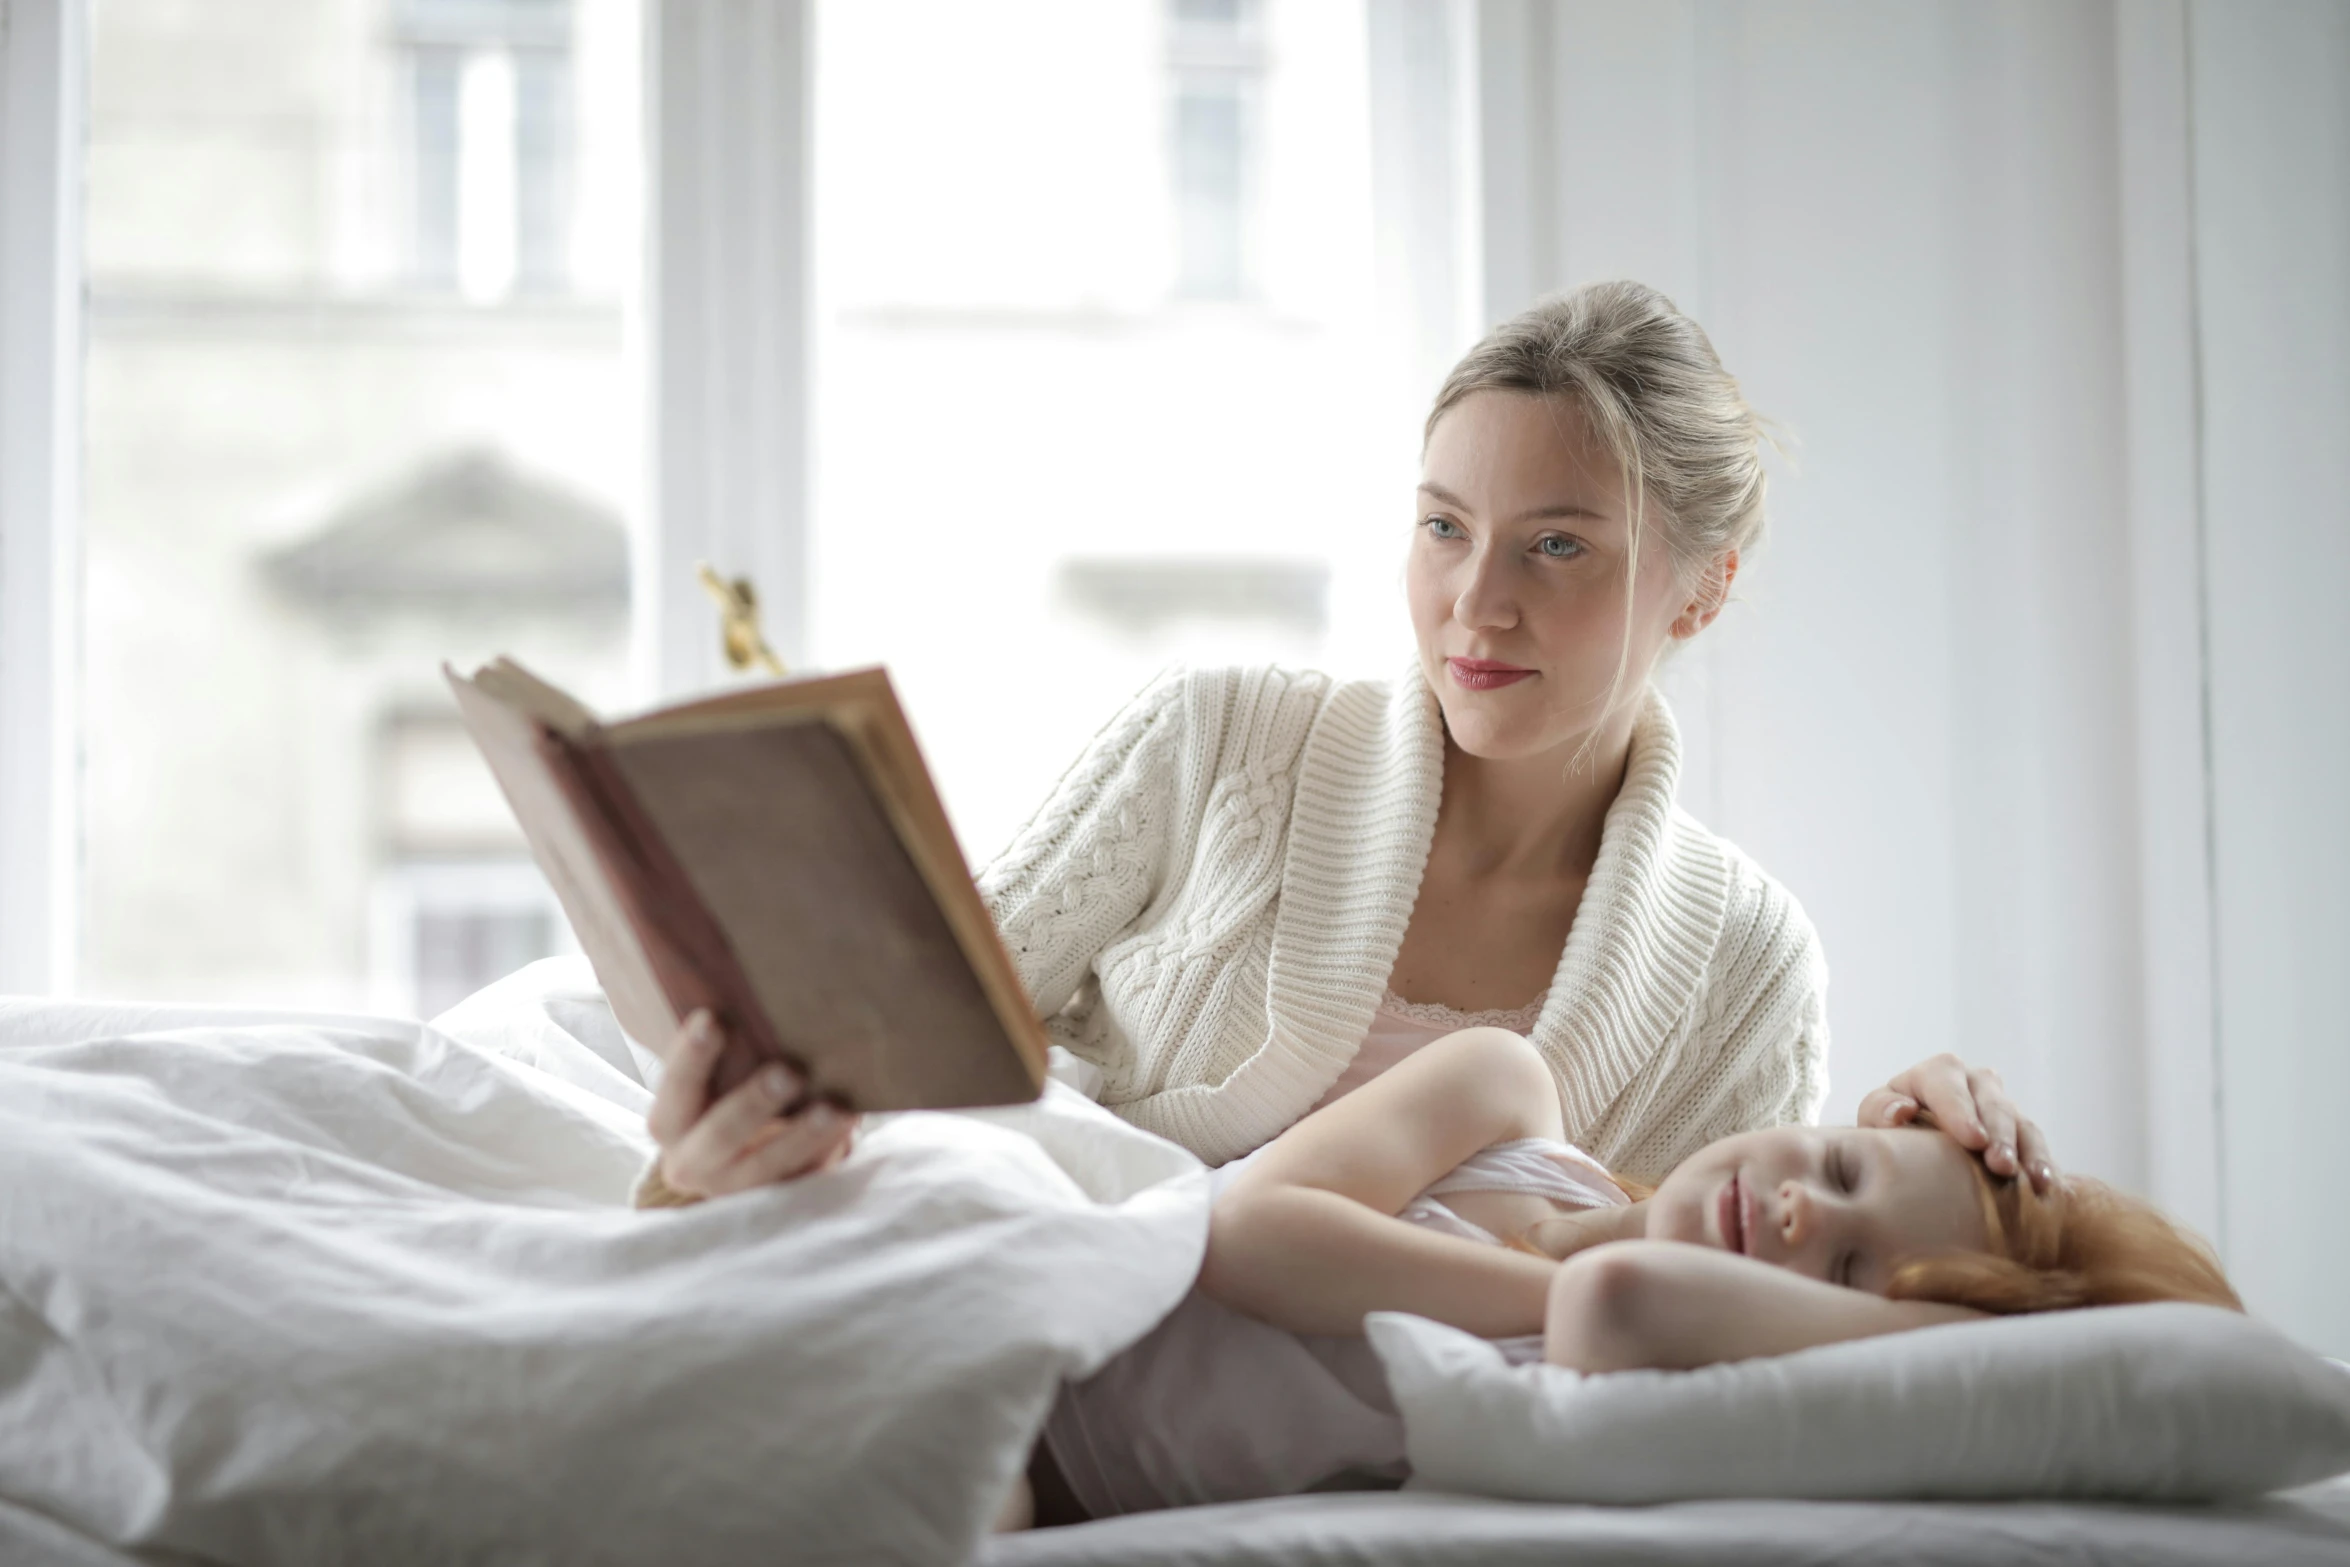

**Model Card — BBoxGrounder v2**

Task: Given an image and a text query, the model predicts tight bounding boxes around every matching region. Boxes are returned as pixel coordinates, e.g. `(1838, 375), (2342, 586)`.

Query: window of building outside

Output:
(810, 0), (1416, 869)
(397, 0), (577, 296)
(1166, 0), (1265, 299)
(78, 0), (643, 1015)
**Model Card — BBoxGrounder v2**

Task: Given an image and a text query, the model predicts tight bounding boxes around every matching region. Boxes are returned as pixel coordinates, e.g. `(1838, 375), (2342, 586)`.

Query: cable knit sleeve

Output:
(976, 670), (1189, 1023)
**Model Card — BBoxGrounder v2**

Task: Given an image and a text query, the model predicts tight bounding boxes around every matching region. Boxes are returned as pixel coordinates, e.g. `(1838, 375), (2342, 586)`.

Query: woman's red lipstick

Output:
(1448, 657), (1536, 691)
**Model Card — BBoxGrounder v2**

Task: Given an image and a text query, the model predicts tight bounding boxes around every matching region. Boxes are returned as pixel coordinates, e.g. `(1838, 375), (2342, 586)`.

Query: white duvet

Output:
(0, 963), (1209, 1567)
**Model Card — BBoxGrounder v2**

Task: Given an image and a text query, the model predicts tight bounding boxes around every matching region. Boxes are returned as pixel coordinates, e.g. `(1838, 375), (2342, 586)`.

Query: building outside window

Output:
(811, 0), (1406, 866)
(1165, 0), (1266, 300)
(396, 0), (578, 297)
(78, 0), (640, 1016)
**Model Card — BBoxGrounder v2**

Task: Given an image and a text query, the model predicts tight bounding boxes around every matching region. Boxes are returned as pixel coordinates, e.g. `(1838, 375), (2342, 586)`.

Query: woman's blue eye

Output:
(1424, 516), (1464, 539)
(1535, 534), (1582, 559)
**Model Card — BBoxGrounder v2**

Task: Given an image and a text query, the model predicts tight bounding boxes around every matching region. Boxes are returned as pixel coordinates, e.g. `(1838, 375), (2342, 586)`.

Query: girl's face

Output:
(1647, 1126), (1993, 1295)
(1407, 390), (1700, 761)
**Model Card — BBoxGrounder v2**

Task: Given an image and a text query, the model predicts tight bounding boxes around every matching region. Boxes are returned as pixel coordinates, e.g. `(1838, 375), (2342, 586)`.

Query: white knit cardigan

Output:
(976, 664), (1829, 1179)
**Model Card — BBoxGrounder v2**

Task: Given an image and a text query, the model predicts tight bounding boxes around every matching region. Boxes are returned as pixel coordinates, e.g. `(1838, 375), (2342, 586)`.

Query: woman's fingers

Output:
(1966, 1065), (2022, 1179)
(712, 1105), (857, 1194)
(1897, 1054), (1990, 1148)
(646, 1009), (725, 1148)
(642, 1008), (856, 1200)
(661, 1057), (807, 1197)
(1854, 1086), (1920, 1129)
(1967, 1065), (2060, 1192)
(2014, 1115), (2059, 1194)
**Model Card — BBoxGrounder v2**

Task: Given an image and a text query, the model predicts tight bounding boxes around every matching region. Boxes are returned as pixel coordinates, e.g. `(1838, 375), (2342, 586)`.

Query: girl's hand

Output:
(1522, 1199), (1650, 1261)
(646, 1010), (857, 1199)
(1856, 1053), (2056, 1193)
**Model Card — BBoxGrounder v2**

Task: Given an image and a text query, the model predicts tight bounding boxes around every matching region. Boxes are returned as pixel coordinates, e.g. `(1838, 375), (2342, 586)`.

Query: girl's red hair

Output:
(1888, 1159), (2241, 1315)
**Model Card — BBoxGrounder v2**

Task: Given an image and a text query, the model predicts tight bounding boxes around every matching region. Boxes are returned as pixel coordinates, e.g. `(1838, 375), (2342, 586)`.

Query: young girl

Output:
(1030, 1026), (2237, 1522)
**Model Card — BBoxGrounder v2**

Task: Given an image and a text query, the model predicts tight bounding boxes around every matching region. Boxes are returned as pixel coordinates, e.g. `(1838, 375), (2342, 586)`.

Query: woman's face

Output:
(1407, 390), (1697, 761)
(1646, 1125), (1993, 1296)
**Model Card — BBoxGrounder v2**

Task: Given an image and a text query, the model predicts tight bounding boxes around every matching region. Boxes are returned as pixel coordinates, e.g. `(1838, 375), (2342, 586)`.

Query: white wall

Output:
(2188, 0), (2350, 1358)
(1477, 0), (2349, 1353)
(1478, 0), (2144, 1173)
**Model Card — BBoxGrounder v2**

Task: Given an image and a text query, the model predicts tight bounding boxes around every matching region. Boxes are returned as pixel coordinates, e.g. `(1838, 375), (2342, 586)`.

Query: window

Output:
(60, 0), (1428, 1013)
(1165, 0), (1266, 299)
(812, 0), (1407, 864)
(370, 861), (569, 1019)
(76, 0), (641, 1012)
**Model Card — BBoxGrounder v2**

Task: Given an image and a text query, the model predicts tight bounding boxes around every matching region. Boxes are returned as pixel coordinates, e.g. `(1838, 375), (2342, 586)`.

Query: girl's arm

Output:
(1545, 1239), (1982, 1372)
(1202, 1027), (1580, 1339)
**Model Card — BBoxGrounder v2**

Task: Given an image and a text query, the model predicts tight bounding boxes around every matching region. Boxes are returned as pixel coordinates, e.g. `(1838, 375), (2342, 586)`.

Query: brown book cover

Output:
(443, 657), (1047, 1112)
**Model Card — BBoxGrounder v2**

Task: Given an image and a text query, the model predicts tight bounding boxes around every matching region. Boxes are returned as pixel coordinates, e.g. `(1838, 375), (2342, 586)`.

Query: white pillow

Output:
(1366, 1302), (2350, 1504)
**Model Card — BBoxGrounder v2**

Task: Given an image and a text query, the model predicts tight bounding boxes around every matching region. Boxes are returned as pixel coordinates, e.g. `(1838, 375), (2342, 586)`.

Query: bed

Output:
(3, 963), (2344, 1567)
(983, 1483), (2350, 1566)
(9, 1479), (2349, 1566)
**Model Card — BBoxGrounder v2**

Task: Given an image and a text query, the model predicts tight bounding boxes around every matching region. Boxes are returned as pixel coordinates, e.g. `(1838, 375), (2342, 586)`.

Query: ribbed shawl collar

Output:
(1179, 669), (1441, 1161)
(1530, 685), (1731, 1131)
(1233, 668), (1729, 1152)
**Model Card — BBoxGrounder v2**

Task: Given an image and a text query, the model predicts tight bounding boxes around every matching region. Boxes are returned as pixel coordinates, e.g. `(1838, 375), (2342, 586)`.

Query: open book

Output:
(444, 658), (1047, 1112)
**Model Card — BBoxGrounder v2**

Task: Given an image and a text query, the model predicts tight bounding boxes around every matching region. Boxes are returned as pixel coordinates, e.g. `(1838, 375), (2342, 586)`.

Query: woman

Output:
(638, 280), (2057, 1205)
(1035, 1025), (2232, 1519)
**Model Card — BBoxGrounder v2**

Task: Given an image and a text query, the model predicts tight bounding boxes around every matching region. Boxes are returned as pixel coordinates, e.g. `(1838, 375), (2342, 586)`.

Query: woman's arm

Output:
(1201, 1026), (1572, 1338)
(1544, 1240), (1981, 1372)
(977, 671), (1189, 1024)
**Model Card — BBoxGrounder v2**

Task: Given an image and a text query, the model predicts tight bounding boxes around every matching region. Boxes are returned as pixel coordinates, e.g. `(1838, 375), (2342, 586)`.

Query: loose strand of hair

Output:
(1567, 377), (1646, 780)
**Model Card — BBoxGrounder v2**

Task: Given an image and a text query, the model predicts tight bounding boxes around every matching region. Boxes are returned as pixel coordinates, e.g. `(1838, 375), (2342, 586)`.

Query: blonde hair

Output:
(1425, 281), (1769, 736)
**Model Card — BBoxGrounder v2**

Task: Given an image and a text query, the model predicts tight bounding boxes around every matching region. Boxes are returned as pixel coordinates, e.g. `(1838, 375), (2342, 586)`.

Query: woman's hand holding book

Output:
(647, 1010), (858, 1197)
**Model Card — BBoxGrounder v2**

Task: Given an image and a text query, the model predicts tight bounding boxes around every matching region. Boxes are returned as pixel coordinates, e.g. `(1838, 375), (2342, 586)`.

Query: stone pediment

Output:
(265, 448), (627, 618)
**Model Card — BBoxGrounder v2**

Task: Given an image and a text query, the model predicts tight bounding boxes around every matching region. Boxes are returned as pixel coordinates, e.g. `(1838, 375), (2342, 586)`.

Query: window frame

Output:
(0, 0), (85, 993)
(641, 0), (814, 698)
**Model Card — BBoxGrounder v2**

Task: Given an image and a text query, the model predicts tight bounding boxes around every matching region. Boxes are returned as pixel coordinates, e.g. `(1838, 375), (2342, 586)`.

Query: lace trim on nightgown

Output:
(1378, 989), (1547, 1034)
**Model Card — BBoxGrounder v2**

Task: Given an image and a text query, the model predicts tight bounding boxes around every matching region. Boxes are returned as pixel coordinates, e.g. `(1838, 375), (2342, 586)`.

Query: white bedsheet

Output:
(981, 1477), (2350, 1566)
(0, 980), (1209, 1567)
(10, 1475), (2350, 1567)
